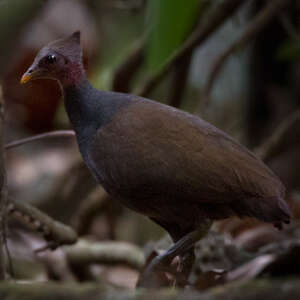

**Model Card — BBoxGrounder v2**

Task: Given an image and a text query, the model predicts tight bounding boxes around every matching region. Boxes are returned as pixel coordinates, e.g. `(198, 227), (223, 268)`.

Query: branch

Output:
(72, 188), (111, 235)
(204, 0), (290, 103)
(278, 11), (300, 42)
(72, 188), (121, 240)
(135, 0), (246, 97)
(36, 158), (98, 224)
(7, 198), (77, 250)
(112, 39), (145, 93)
(0, 278), (300, 299)
(5, 130), (75, 150)
(0, 88), (7, 279)
(167, 45), (193, 108)
(65, 240), (145, 270)
(255, 110), (300, 162)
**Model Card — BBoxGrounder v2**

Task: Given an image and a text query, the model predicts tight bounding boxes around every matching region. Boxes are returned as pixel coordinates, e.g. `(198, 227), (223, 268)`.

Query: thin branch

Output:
(255, 110), (300, 162)
(72, 188), (120, 240)
(72, 188), (110, 235)
(37, 158), (98, 224)
(0, 88), (7, 279)
(5, 130), (75, 150)
(7, 198), (77, 250)
(278, 11), (300, 42)
(135, 0), (246, 97)
(204, 0), (290, 104)
(1, 220), (13, 278)
(112, 39), (145, 93)
(65, 240), (145, 270)
(37, 249), (77, 282)
(167, 46), (193, 108)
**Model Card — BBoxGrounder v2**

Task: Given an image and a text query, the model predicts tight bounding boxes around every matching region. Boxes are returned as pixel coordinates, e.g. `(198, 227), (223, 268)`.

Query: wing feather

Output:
(88, 97), (284, 206)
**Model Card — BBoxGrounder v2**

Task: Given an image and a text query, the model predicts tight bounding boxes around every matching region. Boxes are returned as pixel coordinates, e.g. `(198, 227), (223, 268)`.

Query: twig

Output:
(1, 221), (13, 278)
(0, 88), (7, 279)
(72, 188), (120, 239)
(72, 188), (110, 235)
(37, 248), (77, 281)
(204, 0), (290, 104)
(112, 39), (145, 93)
(167, 52), (193, 108)
(278, 11), (300, 42)
(65, 239), (145, 270)
(255, 110), (300, 163)
(135, 0), (246, 97)
(7, 198), (77, 250)
(5, 130), (75, 150)
(37, 157), (98, 224)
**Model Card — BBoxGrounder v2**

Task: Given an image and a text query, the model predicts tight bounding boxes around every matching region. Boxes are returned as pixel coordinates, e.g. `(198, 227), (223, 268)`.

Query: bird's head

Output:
(21, 31), (84, 87)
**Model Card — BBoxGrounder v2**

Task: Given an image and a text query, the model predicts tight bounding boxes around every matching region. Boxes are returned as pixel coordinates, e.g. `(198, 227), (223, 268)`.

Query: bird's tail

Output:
(237, 196), (291, 230)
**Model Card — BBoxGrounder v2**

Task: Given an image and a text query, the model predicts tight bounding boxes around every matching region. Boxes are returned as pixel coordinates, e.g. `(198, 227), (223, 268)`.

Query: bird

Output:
(21, 31), (291, 286)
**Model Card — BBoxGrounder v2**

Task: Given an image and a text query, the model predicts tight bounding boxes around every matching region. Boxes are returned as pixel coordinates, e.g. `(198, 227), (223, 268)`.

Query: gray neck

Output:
(62, 79), (133, 156)
(63, 79), (100, 150)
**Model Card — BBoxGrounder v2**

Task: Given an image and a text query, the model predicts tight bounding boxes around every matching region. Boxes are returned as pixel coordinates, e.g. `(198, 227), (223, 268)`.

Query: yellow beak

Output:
(20, 73), (33, 84)
(20, 67), (46, 84)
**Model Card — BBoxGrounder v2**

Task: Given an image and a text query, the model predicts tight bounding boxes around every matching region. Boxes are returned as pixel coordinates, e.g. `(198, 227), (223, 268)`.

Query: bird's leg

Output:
(178, 249), (195, 285)
(137, 220), (212, 288)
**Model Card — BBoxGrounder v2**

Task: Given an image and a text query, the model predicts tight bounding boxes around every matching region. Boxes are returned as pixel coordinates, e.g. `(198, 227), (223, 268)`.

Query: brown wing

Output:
(88, 97), (285, 207)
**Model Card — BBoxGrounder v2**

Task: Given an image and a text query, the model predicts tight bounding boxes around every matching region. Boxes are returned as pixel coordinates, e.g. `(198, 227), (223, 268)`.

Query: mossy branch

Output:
(8, 198), (77, 250)
(65, 240), (145, 270)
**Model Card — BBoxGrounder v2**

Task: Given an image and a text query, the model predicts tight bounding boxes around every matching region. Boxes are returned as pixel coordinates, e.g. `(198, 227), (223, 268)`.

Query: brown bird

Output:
(21, 32), (291, 286)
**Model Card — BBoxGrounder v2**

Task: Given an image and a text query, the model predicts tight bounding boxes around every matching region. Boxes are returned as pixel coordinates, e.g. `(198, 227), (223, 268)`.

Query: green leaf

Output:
(146, 0), (204, 73)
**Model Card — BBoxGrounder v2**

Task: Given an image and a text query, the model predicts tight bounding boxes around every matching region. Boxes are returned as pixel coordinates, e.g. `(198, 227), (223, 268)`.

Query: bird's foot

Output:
(137, 253), (187, 288)
(137, 222), (212, 288)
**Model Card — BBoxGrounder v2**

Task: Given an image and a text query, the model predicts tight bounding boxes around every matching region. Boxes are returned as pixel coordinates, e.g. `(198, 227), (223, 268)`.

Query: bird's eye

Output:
(45, 54), (56, 64)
